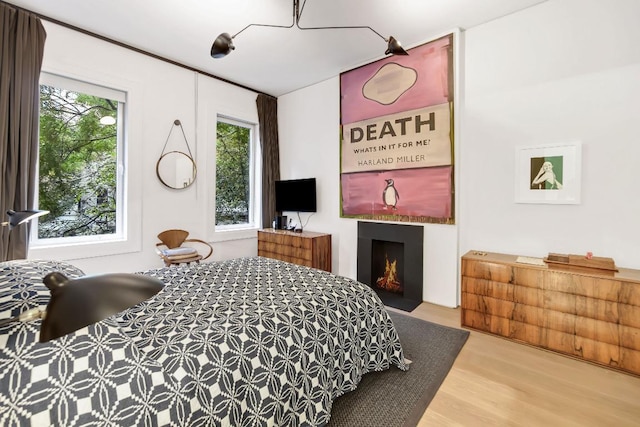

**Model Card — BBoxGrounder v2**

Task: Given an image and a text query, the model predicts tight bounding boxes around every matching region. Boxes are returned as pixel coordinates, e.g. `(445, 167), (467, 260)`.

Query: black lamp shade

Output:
(385, 36), (409, 56)
(211, 32), (235, 58)
(39, 272), (164, 342)
(5, 209), (49, 229)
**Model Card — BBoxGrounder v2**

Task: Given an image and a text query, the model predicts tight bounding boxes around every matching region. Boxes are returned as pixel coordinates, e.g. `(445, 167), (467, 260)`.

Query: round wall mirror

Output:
(156, 151), (197, 189)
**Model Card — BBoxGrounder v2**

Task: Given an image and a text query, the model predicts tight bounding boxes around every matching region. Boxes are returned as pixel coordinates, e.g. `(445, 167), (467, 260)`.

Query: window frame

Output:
(214, 115), (258, 232)
(28, 71), (142, 260)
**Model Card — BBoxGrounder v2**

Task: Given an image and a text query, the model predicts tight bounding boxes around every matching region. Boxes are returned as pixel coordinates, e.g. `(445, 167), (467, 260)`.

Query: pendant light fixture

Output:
(211, 0), (409, 59)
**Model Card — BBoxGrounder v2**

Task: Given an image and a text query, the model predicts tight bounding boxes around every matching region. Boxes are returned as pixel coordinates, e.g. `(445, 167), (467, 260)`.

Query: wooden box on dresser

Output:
(461, 250), (640, 376)
(257, 229), (331, 272)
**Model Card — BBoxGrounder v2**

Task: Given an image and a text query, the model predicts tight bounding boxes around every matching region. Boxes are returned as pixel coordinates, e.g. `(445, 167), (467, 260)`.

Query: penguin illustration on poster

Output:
(382, 179), (399, 210)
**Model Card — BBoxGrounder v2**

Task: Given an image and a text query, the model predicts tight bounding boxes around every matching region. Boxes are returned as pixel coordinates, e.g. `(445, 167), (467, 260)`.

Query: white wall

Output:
(459, 0), (640, 270)
(278, 79), (359, 276)
(28, 22), (259, 274)
(279, 0), (640, 307)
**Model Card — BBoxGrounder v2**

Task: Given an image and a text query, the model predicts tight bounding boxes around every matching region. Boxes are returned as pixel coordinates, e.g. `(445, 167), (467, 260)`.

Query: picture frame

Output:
(339, 33), (456, 224)
(515, 142), (582, 204)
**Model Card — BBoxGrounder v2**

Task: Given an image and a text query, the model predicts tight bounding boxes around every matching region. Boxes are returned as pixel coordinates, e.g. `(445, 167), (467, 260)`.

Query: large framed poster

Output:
(340, 33), (455, 224)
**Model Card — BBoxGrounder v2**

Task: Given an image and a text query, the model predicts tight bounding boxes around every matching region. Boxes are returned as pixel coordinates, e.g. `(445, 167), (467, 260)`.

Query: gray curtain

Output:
(0, 3), (46, 261)
(256, 93), (280, 229)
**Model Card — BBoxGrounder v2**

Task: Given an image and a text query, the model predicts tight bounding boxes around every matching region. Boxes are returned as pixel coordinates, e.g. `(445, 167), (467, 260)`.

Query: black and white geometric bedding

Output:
(0, 260), (178, 426)
(0, 257), (407, 426)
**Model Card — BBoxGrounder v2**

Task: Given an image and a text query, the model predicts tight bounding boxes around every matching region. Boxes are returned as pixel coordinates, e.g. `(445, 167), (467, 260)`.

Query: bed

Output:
(0, 257), (407, 426)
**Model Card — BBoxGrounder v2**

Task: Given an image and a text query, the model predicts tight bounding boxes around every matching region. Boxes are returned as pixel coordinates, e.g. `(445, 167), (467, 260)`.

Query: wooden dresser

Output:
(257, 229), (331, 272)
(461, 250), (640, 376)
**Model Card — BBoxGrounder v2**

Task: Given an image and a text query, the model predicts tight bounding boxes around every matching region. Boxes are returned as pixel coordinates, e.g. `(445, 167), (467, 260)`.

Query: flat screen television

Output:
(275, 178), (317, 213)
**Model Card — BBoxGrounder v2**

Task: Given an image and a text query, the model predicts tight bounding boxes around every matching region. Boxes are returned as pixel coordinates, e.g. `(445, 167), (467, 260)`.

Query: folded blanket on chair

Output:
(161, 247), (198, 257)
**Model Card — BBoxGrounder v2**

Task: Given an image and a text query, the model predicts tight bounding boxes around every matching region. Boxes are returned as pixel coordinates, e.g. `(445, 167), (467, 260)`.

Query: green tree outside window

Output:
(38, 85), (119, 238)
(216, 121), (251, 225)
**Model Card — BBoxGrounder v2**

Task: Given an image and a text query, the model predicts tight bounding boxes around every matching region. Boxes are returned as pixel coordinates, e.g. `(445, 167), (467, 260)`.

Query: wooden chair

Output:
(155, 229), (213, 267)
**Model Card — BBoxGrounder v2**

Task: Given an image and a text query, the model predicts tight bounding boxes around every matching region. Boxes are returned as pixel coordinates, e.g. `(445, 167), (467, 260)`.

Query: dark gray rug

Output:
(328, 310), (470, 427)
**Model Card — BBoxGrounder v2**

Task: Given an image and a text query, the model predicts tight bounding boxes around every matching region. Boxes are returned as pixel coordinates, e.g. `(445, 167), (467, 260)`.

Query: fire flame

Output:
(376, 255), (402, 293)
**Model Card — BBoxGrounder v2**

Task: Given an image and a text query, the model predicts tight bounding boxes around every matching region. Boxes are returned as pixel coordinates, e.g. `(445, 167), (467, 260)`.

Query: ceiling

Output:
(5, 0), (547, 97)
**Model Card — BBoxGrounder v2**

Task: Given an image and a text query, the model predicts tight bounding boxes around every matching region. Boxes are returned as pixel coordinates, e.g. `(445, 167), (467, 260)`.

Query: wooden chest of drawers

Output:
(461, 251), (640, 376)
(257, 229), (331, 272)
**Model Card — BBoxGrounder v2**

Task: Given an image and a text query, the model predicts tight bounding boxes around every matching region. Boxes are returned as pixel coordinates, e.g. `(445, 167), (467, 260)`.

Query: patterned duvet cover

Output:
(0, 257), (406, 426)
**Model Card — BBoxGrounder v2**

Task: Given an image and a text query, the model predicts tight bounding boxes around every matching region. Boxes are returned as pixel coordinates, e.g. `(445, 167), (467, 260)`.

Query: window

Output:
(215, 117), (256, 228)
(35, 73), (125, 243)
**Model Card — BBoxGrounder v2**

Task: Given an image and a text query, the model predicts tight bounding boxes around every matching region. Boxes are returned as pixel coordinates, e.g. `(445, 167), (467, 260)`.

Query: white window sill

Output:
(211, 226), (259, 243)
(28, 237), (140, 261)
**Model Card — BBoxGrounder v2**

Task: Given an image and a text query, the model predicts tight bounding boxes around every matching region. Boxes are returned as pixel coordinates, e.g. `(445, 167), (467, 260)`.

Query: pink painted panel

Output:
(341, 167), (452, 219)
(340, 35), (452, 125)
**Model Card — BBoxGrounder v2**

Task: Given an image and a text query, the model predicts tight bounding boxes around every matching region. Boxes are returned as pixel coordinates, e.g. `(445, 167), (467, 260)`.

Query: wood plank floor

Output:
(391, 303), (640, 426)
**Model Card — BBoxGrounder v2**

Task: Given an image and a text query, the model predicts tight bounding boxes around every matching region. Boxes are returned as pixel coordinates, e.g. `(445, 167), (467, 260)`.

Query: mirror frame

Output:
(156, 150), (197, 189)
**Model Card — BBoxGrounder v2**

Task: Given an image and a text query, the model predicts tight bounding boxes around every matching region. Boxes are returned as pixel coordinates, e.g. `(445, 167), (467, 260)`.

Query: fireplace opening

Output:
(357, 221), (423, 312)
(372, 240), (404, 295)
